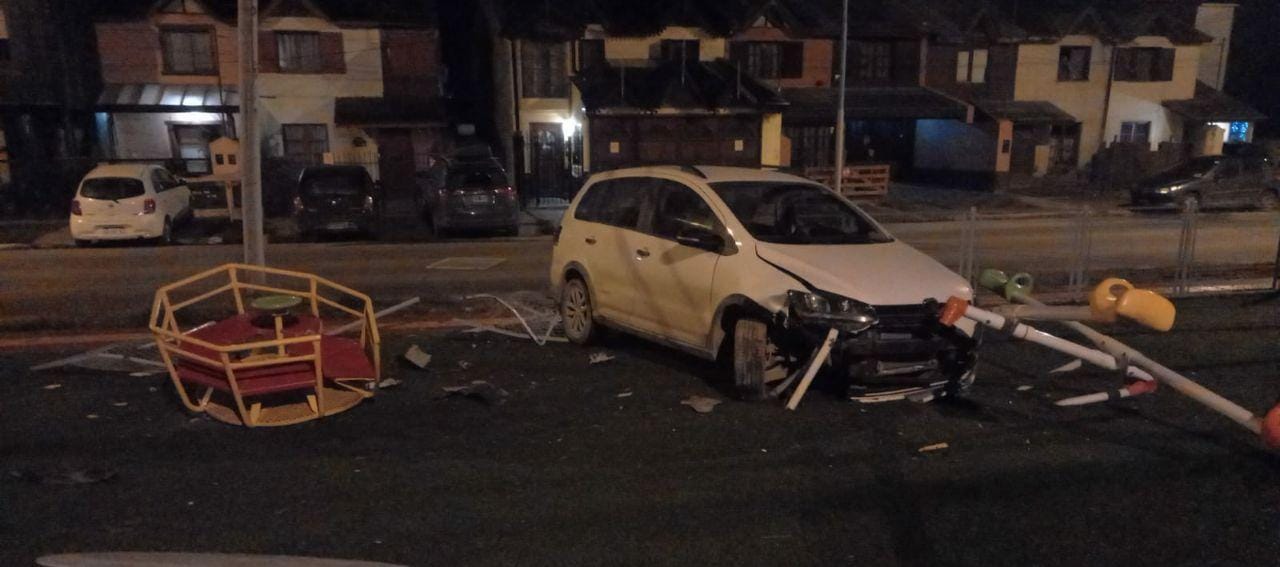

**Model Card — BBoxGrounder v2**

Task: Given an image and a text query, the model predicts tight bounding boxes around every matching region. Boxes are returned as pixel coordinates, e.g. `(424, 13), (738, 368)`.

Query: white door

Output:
(566, 178), (651, 324)
(625, 178), (722, 346)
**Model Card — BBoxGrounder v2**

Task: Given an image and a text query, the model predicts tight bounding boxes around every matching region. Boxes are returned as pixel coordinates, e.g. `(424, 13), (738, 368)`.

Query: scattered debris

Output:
(458, 360), (472, 370)
(1016, 385), (1034, 392)
(9, 468), (117, 485)
(111, 401), (128, 407)
(207, 235), (223, 245)
(327, 297), (421, 336)
(377, 378), (403, 389)
(1049, 359), (1083, 374)
(148, 386), (158, 393)
(616, 391), (633, 398)
(129, 371), (159, 377)
(918, 442), (949, 453)
(440, 380), (509, 405)
(403, 344), (432, 369)
(906, 391), (935, 404)
(588, 352), (615, 365)
(42, 383), (62, 390)
(680, 395), (722, 414)
(462, 293), (565, 345)
(85, 414), (99, 420)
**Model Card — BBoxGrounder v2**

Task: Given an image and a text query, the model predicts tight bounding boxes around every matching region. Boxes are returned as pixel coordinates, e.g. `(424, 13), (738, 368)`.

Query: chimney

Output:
(1194, 3), (1237, 90)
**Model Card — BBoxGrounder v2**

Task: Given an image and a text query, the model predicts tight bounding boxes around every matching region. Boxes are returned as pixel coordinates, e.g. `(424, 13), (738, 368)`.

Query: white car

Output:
(70, 163), (192, 246)
(550, 165), (978, 400)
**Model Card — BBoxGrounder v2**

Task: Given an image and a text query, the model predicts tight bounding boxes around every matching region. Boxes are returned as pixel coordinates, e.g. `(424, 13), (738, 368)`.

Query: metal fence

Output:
(916, 206), (1280, 300)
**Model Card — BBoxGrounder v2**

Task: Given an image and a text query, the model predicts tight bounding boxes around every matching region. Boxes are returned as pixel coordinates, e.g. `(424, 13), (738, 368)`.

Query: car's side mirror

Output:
(676, 227), (724, 253)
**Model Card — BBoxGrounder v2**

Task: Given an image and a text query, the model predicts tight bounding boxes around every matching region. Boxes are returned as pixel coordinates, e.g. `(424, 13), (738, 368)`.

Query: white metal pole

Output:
(833, 0), (848, 194)
(238, 0), (265, 267)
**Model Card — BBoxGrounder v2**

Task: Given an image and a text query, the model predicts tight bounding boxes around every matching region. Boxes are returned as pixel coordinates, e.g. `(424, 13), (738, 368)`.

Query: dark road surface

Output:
(1, 295), (1279, 566)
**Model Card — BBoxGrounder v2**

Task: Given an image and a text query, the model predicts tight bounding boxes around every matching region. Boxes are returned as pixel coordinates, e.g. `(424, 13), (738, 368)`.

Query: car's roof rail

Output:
(678, 165), (707, 179)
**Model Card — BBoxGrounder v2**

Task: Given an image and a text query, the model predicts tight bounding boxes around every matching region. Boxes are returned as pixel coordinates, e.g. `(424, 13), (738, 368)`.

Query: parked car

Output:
(417, 158), (519, 237)
(293, 165), (378, 238)
(1130, 154), (1278, 211)
(549, 165), (978, 400)
(186, 175), (241, 220)
(70, 163), (191, 246)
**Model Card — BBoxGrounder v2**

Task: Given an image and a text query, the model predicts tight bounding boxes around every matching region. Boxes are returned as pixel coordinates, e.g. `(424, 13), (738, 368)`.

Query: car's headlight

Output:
(787, 290), (878, 332)
(1156, 185), (1175, 194)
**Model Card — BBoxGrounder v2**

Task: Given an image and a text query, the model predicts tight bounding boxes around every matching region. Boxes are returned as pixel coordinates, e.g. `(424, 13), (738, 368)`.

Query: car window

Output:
(573, 178), (648, 230)
(650, 180), (720, 241)
(1218, 160), (1242, 179)
(447, 167), (508, 188)
(80, 177), (146, 200)
(301, 169), (371, 196)
(710, 181), (891, 245)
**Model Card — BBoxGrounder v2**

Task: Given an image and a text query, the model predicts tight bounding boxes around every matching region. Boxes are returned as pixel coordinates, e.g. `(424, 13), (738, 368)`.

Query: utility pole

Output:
(238, 0), (265, 267)
(833, 0), (848, 194)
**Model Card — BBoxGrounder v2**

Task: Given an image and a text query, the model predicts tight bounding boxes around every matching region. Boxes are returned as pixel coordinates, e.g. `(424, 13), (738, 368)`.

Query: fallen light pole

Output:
(940, 268), (1280, 449)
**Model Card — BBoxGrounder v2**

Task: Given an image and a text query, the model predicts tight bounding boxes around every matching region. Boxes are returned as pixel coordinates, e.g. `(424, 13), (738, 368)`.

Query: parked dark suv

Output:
(293, 165), (378, 238)
(417, 158), (519, 237)
(1130, 154), (1278, 211)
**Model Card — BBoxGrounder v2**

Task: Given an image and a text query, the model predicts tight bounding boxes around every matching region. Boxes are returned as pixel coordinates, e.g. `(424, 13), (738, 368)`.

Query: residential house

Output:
(485, 0), (787, 202)
(94, 0), (445, 214)
(921, 0), (1262, 188)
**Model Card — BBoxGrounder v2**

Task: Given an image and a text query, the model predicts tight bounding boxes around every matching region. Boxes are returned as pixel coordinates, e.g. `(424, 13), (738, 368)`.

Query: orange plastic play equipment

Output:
(149, 263), (381, 427)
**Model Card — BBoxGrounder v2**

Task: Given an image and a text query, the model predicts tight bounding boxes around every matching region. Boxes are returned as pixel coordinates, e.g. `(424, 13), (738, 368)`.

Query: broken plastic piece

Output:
(440, 380), (508, 405)
(377, 378), (403, 389)
(918, 442), (949, 453)
(404, 345), (432, 369)
(588, 352), (615, 365)
(680, 395), (721, 414)
(1049, 359), (1083, 374)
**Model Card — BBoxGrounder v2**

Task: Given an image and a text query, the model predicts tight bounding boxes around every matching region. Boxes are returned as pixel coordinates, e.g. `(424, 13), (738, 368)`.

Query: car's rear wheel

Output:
(732, 318), (789, 401)
(158, 217), (173, 245)
(560, 277), (597, 345)
(1257, 189), (1279, 211)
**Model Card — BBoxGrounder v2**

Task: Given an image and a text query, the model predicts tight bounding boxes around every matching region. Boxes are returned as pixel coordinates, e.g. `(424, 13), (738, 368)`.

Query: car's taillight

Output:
(70, 200), (82, 216)
(143, 198), (157, 214)
(363, 195), (375, 213)
(494, 186), (516, 199)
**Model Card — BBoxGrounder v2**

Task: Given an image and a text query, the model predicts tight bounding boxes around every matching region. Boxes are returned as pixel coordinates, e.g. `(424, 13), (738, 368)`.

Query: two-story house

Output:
(95, 0), (445, 213)
(921, 0), (1262, 188)
(485, 0), (787, 202)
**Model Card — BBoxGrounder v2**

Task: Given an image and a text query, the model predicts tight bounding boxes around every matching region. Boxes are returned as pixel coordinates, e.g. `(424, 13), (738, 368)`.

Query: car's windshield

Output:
(302, 170), (369, 196)
(80, 177), (145, 200)
(709, 182), (892, 245)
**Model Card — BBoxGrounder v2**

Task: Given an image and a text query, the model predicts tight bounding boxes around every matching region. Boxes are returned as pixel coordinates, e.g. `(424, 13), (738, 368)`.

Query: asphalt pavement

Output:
(1, 212), (1277, 332)
(2, 295), (1278, 566)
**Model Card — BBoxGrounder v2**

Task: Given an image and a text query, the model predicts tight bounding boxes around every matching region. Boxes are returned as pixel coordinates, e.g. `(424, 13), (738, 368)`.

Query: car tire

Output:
(1258, 189), (1280, 211)
(560, 277), (597, 345)
(1177, 193), (1200, 213)
(733, 318), (785, 401)
(158, 217), (173, 245)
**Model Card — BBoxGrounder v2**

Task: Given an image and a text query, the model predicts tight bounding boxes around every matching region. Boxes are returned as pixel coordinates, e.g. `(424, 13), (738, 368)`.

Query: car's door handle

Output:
(585, 236), (597, 245)
(635, 248), (650, 258)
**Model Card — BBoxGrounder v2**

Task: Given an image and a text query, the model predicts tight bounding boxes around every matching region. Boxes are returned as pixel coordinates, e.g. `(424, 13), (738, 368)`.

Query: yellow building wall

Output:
(1104, 38), (1199, 151)
(593, 27), (727, 61)
(1013, 35), (1110, 168)
(761, 113), (783, 167)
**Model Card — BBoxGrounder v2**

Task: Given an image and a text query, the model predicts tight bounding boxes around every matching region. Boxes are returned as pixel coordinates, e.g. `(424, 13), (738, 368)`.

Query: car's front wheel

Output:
(560, 277), (597, 345)
(732, 318), (789, 401)
(157, 217), (173, 245)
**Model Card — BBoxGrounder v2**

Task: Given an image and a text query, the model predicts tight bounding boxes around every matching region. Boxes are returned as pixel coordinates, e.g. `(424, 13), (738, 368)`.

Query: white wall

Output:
(110, 111), (229, 160)
(1194, 3), (1236, 90)
(1105, 38), (1199, 150)
(258, 17), (383, 157)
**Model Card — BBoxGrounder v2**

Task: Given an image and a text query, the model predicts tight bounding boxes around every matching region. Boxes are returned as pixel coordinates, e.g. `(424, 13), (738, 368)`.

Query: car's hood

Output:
(756, 241), (972, 305)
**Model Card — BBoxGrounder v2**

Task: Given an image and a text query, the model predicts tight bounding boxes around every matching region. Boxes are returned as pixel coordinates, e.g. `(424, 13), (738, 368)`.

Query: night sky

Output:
(1223, 0), (1280, 136)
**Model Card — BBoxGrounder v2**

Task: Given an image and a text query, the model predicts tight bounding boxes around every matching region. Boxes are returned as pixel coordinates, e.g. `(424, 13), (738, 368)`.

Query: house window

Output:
(521, 41), (568, 98)
(277, 32), (323, 73)
(660, 39), (700, 63)
(1118, 121), (1151, 144)
(956, 48), (988, 84)
(578, 39), (605, 71)
(161, 28), (216, 75)
(851, 40), (892, 80)
(171, 124), (218, 175)
(282, 124), (329, 165)
(734, 41), (803, 80)
(1058, 46), (1091, 81)
(1114, 47), (1175, 82)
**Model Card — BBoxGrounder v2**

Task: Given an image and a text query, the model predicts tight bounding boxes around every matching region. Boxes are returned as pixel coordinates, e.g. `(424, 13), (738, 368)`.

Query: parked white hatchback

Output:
(70, 163), (192, 246)
(550, 165), (978, 400)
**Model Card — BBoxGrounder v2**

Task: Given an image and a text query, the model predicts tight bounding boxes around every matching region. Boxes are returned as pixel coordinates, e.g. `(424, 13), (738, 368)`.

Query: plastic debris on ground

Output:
(458, 361), (472, 370)
(588, 352), (615, 365)
(439, 381), (509, 405)
(459, 292), (567, 345)
(616, 391), (633, 398)
(1049, 359), (1083, 374)
(918, 442), (949, 453)
(403, 344), (432, 369)
(9, 468), (117, 485)
(1017, 385), (1034, 392)
(680, 395), (722, 414)
(377, 378), (403, 389)
(42, 383), (62, 390)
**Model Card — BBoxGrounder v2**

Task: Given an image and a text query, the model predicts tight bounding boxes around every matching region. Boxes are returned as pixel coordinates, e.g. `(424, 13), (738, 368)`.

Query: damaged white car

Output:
(550, 165), (978, 400)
